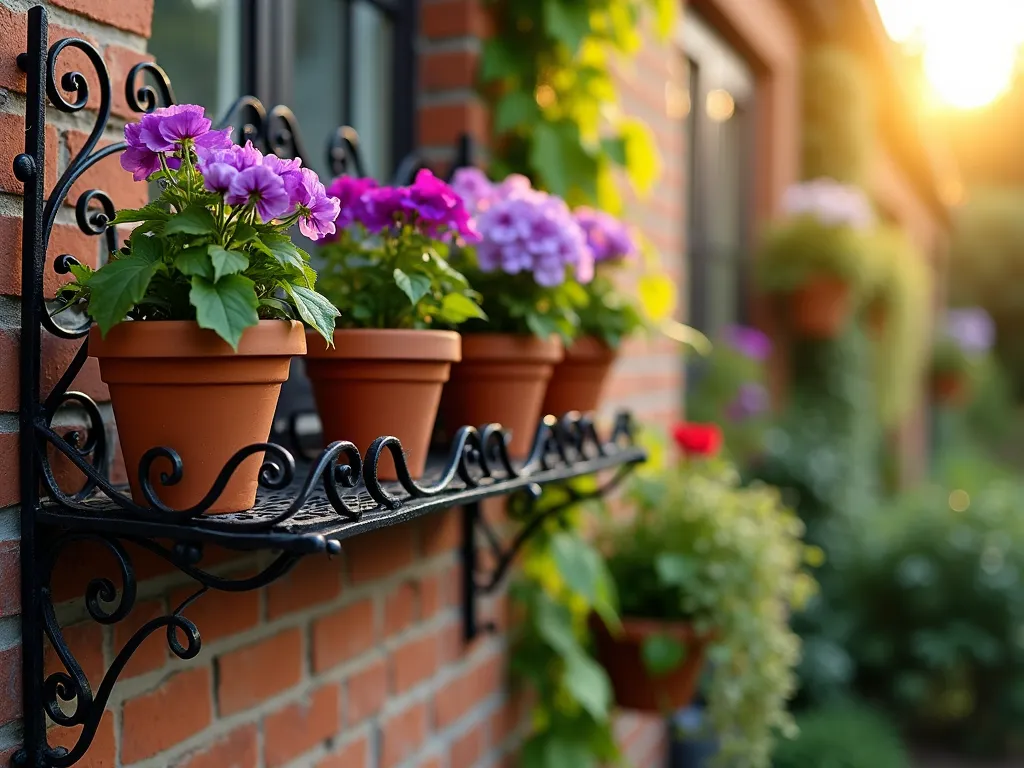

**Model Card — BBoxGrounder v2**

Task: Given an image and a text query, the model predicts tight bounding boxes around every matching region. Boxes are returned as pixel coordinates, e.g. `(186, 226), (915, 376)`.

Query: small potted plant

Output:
(57, 104), (340, 513)
(756, 178), (875, 339)
(594, 423), (815, 766)
(309, 170), (485, 479)
(446, 169), (591, 456)
(537, 206), (644, 416)
(931, 308), (994, 405)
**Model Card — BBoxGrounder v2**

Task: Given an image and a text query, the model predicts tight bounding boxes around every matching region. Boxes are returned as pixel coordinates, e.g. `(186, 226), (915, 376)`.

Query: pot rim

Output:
(89, 319), (306, 359)
(564, 335), (617, 362)
(593, 614), (712, 643)
(460, 332), (564, 364)
(305, 328), (462, 362)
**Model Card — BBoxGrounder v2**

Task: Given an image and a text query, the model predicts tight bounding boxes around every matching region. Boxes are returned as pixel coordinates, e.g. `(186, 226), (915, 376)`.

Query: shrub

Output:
(772, 700), (910, 768)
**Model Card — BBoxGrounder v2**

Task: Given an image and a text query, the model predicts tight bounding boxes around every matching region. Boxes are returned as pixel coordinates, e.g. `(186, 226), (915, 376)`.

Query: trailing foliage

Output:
(479, 0), (674, 212)
(772, 700), (910, 768)
(604, 459), (817, 767)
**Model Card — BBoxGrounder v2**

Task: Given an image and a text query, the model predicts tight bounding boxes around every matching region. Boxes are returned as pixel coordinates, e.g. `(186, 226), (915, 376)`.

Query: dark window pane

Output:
(148, 0), (241, 118)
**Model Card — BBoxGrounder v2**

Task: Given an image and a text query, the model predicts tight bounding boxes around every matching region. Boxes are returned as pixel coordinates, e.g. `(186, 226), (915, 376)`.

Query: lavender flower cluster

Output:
(325, 170), (479, 242)
(781, 178), (875, 231)
(120, 104), (341, 241)
(450, 169), (593, 287)
(945, 307), (995, 354)
(573, 206), (637, 263)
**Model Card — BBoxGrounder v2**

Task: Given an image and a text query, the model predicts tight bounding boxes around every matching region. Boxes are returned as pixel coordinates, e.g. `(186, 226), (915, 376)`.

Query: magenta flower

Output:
(226, 165), (290, 222)
(724, 325), (772, 362)
(360, 186), (409, 233)
(158, 105), (212, 144)
(294, 168), (341, 241)
(326, 175), (379, 231)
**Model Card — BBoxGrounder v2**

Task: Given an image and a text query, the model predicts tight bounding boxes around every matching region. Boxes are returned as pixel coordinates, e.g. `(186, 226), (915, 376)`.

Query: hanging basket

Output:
(788, 276), (852, 339)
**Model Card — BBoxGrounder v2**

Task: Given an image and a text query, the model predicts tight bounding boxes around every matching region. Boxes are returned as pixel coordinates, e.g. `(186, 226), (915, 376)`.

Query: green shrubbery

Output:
(773, 700), (910, 768)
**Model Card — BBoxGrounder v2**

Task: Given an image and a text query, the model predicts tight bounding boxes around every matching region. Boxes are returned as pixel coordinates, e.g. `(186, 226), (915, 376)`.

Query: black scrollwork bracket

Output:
(460, 412), (644, 642)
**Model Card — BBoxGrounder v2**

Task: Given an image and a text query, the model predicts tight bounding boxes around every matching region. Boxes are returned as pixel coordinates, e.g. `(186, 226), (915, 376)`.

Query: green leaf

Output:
(87, 256), (158, 334)
(550, 533), (602, 603)
(189, 274), (260, 350)
(393, 268), (432, 306)
(534, 594), (579, 656)
(655, 553), (696, 586)
(208, 246), (250, 282)
(281, 282), (339, 345)
(439, 293), (486, 324)
(641, 634), (686, 677)
(430, 253), (469, 287)
(530, 121), (598, 199)
(128, 232), (164, 263)
(232, 221), (259, 245)
(525, 310), (561, 340)
(542, 0), (590, 54)
(480, 37), (520, 82)
(495, 90), (540, 133)
(109, 203), (172, 225)
(600, 136), (628, 166)
(163, 204), (219, 236)
(563, 651), (612, 720)
(175, 248), (214, 279)
(260, 233), (306, 271)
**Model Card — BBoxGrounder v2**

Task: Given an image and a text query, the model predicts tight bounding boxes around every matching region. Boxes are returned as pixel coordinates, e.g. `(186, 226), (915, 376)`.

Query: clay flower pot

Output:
(89, 320), (306, 514)
(932, 371), (968, 405)
(441, 334), (564, 458)
(306, 329), (461, 481)
(592, 616), (711, 713)
(789, 275), (851, 339)
(541, 336), (618, 416)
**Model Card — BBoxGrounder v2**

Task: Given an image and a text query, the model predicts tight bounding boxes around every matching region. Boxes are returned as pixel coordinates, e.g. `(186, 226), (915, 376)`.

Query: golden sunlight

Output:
(875, 0), (1024, 110)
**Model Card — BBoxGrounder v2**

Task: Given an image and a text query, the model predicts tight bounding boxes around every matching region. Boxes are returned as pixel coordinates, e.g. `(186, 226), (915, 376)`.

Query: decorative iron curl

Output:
(45, 38), (107, 114)
(124, 61), (174, 113)
(327, 125), (365, 178)
(265, 105), (311, 162)
(39, 388), (108, 503)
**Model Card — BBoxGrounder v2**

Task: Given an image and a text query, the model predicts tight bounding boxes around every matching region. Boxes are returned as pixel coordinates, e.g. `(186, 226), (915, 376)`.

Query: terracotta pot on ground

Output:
(306, 329), (461, 481)
(592, 616), (711, 713)
(541, 336), (617, 416)
(89, 320), (305, 514)
(441, 334), (564, 458)
(932, 371), (968, 405)
(789, 275), (851, 339)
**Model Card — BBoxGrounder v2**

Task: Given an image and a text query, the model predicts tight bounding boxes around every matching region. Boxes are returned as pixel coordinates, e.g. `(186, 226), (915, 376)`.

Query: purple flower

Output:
(226, 165), (290, 222)
(945, 307), (995, 354)
(402, 169), (459, 222)
(360, 186), (409, 233)
(474, 180), (592, 287)
(574, 206), (636, 262)
(294, 168), (341, 241)
(724, 325), (772, 362)
(202, 162), (238, 195)
(726, 382), (770, 421)
(781, 178), (874, 230)
(120, 120), (179, 181)
(450, 167), (494, 214)
(326, 175), (379, 231)
(263, 154), (305, 210)
(195, 127), (234, 153)
(158, 104), (212, 144)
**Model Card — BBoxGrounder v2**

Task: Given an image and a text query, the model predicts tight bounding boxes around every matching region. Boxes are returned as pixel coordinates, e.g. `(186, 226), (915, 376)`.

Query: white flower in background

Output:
(781, 178), (875, 231)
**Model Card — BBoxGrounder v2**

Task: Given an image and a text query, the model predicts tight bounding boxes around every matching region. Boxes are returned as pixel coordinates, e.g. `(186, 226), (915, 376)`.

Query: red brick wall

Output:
(0, 2), (676, 766)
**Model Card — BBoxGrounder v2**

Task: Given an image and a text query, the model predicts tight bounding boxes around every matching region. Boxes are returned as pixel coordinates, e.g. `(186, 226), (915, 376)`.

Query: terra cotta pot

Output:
(592, 616), (711, 713)
(89, 320), (306, 514)
(789, 276), (851, 339)
(541, 336), (617, 417)
(441, 334), (563, 458)
(305, 328), (461, 481)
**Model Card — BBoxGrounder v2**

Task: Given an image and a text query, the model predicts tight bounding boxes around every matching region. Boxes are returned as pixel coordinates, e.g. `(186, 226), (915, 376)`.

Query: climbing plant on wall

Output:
(479, 0), (674, 211)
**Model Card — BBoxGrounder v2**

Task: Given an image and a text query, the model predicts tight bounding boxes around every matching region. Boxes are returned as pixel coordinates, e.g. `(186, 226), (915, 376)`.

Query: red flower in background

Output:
(672, 422), (722, 456)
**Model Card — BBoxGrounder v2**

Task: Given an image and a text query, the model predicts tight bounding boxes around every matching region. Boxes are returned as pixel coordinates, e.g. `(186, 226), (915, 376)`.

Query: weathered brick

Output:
(380, 699), (429, 768)
(216, 628), (302, 716)
(263, 683), (341, 768)
(312, 599), (375, 673)
(0, 432), (18, 509)
(0, 6), (28, 92)
(49, 710), (116, 768)
(0, 113), (57, 196)
(419, 100), (489, 148)
(434, 652), (503, 728)
(121, 668), (212, 763)
(389, 630), (439, 694)
(106, 45), (154, 119)
(112, 599), (166, 679)
(316, 734), (370, 768)
(345, 658), (386, 725)
(421, 0), (493, 39)
(170, 578), (259, 646)
(0, 539), (18, 617)
(175, 724), (258, 768)
(44, 621), (105, 688)
(422, 49), (478, 91)
(450, 720), (487, 768)
(0, 645), (21, 726)
(383, 580), (418, 636)
(266, 554), (342, 620)
(347, 525), (417, 584)
(0, 216), (102, 299)
(421, 507), (461, 556)
(49, 0), (154, 37)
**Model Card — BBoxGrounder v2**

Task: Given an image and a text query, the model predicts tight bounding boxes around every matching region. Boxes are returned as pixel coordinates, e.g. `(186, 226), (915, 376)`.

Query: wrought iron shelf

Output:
(36, 418), (646, 556)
